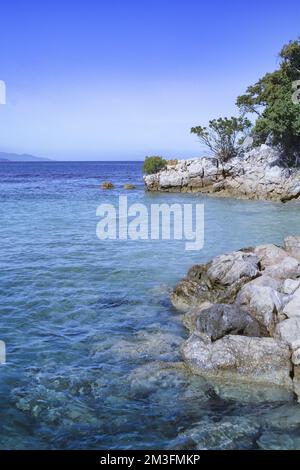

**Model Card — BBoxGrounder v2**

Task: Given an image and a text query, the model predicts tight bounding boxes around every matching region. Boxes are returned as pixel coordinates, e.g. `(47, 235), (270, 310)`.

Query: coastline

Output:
(144, 145), (300, 203)
(171, 237), (300, 403)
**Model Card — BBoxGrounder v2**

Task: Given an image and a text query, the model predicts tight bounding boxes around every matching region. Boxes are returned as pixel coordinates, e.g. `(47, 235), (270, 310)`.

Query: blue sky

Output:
(1, 0), (300, 160)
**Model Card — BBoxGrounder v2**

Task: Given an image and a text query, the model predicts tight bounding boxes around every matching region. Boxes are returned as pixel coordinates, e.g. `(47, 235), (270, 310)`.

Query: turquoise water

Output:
(2, 161), (300, 449)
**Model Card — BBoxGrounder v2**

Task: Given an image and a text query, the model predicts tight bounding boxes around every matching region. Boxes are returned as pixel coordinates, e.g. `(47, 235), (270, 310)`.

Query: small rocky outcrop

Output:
(172, 238), (300, 401)
(101, 181), (114, 189)
(172, 250), (261, 311)
(144, 145), (300, 202)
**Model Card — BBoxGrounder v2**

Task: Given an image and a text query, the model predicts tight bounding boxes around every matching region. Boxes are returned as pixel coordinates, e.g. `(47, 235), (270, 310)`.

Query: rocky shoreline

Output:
(144, 145), (300, 202)
(171, 236), (300, 401)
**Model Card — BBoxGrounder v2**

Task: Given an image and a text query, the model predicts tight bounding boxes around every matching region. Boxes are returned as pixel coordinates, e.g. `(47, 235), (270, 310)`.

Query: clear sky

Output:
(1, 0), (300, 161)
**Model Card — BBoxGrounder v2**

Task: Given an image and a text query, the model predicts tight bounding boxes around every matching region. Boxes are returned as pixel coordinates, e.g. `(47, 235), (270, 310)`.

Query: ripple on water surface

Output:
(1, 162), (300, 449)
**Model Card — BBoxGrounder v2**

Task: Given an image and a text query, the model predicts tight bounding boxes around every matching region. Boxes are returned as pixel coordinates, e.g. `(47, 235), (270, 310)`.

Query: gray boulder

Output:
(196, 304), (263, 341)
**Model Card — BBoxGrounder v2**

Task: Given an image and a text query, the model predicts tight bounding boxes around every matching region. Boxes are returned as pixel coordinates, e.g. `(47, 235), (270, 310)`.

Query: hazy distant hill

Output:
(0, 152), (51, 162)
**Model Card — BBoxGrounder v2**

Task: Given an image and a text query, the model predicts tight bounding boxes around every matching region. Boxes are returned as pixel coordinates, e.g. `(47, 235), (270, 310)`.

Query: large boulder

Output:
(275, 317), (300, 349)
(171, 250), (261, 311)
(195, 304), (263, 341)
(254, 244), (291, 269)
(236, 284), (283, 335)
(263, 256), (300, 279)
(181, 332), (292, 389)
(182, 301), (213, 333)
(206, 250), (260, 285)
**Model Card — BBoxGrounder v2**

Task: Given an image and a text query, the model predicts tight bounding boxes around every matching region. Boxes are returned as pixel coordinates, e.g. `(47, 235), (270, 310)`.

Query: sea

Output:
(1, 161), (300, 449)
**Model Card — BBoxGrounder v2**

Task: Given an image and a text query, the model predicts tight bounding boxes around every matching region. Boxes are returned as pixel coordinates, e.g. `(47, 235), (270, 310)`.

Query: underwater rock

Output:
(173, 416), (259, 450)
(257, 431), (300, 450)
(91, 330), (183, 363)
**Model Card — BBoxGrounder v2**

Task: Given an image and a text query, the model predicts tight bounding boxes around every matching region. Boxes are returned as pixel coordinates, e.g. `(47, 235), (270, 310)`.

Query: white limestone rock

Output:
(292, 348), (300, 365)
(284, 235), (300, 260)
(282, 287), (300, 318)
(283, 279), (300, 295)
(275, 317), (300, 348)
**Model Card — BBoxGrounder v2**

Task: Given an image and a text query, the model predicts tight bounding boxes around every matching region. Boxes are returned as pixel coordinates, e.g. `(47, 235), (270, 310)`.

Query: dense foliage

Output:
(191, 38), (300, 166)
(236, 38), (300, 166)
(191, 116), (251, 162)
(143, 156), (167, 174)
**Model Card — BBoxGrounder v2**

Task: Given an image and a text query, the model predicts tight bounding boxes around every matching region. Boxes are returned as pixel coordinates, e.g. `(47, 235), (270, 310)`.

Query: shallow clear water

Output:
(2, 161), (300, 449)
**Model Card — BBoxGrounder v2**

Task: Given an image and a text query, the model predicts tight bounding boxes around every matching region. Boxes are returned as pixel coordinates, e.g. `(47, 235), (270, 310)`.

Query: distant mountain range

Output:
(0, 152), (51, 162)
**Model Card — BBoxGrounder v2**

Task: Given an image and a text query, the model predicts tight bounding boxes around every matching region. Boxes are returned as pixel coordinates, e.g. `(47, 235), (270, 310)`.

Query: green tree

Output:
(191, 116), (251, 162)
(236, 38), (300, 166)
(143, 156), (167, 174)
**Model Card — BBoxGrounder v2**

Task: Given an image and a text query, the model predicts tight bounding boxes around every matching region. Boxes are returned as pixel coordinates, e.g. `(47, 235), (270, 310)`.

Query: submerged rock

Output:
(173, 416), (259, 450)
(257, 431), (300, 450)
(128, 361), (214, 403)
(91, 330), (183, 363)
(260, 403), (300, 430)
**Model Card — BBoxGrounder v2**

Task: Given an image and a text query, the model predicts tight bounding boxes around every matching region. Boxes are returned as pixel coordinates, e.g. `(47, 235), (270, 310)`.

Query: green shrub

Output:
(191, 116), (252, 162)
(143, 156), (167, 174)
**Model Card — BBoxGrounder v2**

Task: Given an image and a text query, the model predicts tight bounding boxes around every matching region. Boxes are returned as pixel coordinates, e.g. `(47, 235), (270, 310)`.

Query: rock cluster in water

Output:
(144, 145), (300, 202)
(171, 236), (300, 401)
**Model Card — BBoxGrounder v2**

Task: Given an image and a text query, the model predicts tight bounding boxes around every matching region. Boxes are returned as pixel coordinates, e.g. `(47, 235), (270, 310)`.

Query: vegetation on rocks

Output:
(191, 116), (251, 162)
(191, 38), (300, 166)
(237, 38), (300, 166)
(143, 156), (167, 174)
